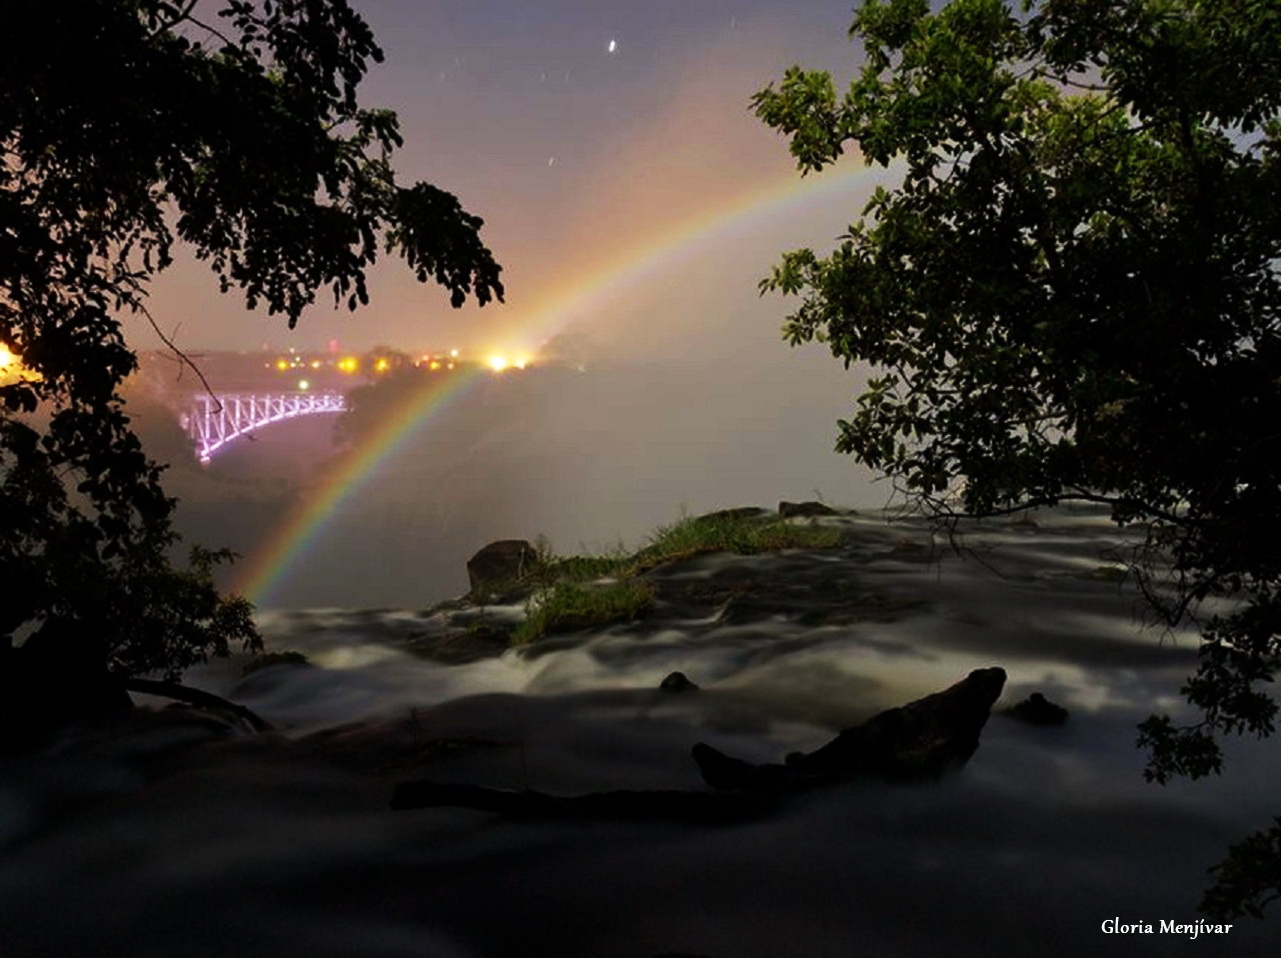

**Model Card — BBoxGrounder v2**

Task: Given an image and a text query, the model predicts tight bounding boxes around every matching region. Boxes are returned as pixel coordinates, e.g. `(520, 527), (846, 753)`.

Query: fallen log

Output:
(693, 666), (1007, 789)
(391, 668), (1006, 821)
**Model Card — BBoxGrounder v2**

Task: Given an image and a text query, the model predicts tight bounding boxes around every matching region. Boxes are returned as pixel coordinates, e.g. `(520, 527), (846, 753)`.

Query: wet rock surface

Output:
(643, 551), (931, 630)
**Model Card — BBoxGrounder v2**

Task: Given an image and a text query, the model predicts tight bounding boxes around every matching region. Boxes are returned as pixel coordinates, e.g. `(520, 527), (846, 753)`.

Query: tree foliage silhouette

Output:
(0, 0), (503, 734)
(755, 0), (1281, 918)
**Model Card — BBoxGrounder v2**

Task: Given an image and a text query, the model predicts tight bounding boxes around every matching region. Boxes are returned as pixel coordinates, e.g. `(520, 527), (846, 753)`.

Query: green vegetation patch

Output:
(512, 579), (656, 645)
(508, 509), (845, 646)
(533, 552), (632, 584)
(631, 512), (844, 571)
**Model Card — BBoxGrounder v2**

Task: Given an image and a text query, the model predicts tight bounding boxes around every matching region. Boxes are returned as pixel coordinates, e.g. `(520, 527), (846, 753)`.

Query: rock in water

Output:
(692, 667), (1007, 789)
(1004, 691), (1069, 726)
(778, 500), (839, 518)
(659, 671), (699, 693)
(466, 539), (536, 594)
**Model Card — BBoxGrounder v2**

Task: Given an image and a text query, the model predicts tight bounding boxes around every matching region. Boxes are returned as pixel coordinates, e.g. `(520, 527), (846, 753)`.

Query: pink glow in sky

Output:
(133, 1), (870, 360)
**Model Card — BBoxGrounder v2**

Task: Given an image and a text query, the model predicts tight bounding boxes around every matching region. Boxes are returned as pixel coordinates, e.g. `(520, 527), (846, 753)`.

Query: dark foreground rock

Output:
(391, 668), (1006, 822)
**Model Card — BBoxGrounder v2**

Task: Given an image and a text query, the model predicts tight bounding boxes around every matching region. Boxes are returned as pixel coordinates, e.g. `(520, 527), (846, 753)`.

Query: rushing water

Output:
(1, 507), (1276, 956)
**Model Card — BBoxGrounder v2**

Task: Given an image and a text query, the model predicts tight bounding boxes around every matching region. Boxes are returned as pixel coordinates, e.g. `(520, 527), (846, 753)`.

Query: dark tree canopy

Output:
(755, 0), (1281, 917)
(1, 1), (503, 723)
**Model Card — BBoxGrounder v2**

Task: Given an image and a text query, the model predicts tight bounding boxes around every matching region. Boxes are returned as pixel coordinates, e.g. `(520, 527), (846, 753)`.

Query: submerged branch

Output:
(124, 678), (272, 732)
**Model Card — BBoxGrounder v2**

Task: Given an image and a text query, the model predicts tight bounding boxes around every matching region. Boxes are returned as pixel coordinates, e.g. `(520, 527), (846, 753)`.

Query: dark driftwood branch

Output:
(391, 668), (1007, 822)
(692, 666), (1006, 789)
(124, 678), (273, 732)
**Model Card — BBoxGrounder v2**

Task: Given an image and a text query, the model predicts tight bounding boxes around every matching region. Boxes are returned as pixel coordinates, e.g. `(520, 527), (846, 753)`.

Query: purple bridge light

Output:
(179, 392), (346, 463)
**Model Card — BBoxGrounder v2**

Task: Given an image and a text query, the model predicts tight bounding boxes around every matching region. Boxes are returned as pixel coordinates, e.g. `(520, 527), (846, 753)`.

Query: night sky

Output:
(136, 1), (872, 362)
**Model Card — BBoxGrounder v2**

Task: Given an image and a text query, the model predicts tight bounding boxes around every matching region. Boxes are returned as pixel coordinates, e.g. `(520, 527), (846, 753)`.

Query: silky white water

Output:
(1, 507), (1275, 956)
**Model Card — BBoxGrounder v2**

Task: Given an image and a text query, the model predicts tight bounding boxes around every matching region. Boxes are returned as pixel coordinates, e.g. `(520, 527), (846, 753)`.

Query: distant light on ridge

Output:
(488, 355), (509, 372)
(0, 343), (38, 381)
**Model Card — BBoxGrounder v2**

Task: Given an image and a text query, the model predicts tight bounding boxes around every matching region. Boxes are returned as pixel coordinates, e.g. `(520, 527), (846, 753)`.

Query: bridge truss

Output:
(179, 392), (346, 463)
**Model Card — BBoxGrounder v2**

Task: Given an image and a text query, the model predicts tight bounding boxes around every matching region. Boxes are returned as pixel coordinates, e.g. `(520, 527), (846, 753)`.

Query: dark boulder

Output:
(778, 500), (839, 518)
(1003, 691), (1069, 726)
(659, 671), (699, 693)
(466, 539), (536, 594)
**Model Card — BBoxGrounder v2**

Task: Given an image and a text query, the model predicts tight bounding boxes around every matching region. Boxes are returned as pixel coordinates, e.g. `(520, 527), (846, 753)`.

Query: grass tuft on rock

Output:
(512, 579), (656, 644)
(507, 508), (845, 645)
(531, 552), (632, 585)
(631, 511), (843, 571)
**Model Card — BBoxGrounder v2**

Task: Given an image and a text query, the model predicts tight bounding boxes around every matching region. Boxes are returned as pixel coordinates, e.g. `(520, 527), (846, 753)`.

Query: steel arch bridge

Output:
(179, 392), (346, 463)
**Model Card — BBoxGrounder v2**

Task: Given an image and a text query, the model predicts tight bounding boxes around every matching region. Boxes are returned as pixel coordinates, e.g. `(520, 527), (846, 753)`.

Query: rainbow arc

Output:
(234, 161), (898, 607)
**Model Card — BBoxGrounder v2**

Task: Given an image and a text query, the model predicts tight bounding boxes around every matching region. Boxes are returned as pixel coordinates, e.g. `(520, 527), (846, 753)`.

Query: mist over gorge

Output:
(131, 340), (881, 610)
